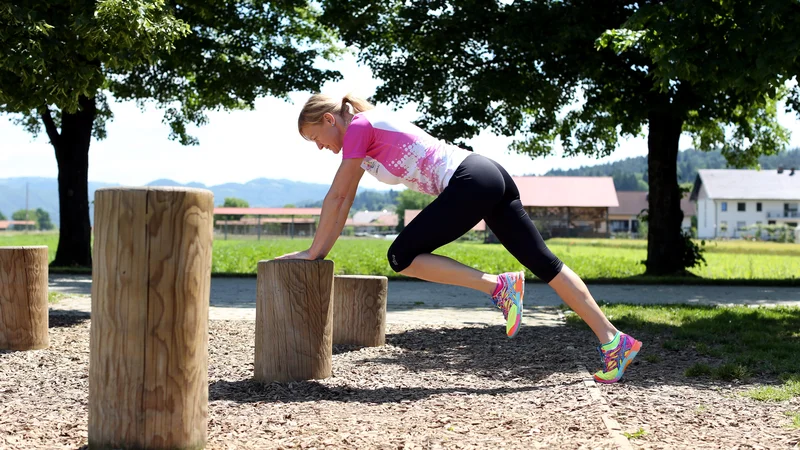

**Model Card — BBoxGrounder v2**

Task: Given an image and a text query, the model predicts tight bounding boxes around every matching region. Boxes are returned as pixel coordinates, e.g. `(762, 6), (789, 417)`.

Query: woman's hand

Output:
(274, 249), (319, 260)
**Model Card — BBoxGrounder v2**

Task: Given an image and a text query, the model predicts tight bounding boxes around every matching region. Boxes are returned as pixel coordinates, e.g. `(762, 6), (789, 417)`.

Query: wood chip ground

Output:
(1, 316), (798, 449)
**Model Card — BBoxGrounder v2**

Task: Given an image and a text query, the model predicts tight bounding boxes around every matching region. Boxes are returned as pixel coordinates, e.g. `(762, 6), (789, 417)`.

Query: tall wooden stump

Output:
(0, 246), (49, 350)
(255, 259), (334, 383)
(89, 187), (214, 450)
(333, 275), (387, 347)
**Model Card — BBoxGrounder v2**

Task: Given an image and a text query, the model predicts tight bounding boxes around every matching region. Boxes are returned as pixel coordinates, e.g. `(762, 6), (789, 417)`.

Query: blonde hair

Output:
(297, 93), (374, 139)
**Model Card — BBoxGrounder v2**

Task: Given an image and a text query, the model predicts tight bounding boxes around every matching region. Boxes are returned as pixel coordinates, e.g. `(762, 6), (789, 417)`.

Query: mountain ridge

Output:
(0, 177), (334, 226)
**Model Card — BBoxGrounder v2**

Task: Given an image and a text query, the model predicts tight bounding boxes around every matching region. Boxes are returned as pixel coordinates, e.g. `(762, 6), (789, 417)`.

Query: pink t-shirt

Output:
(342, 109), (472, 196)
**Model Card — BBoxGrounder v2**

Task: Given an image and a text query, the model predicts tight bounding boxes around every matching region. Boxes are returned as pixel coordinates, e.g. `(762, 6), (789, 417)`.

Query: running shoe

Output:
(491, 271), (525, 338)
(593, 332), (642, 384)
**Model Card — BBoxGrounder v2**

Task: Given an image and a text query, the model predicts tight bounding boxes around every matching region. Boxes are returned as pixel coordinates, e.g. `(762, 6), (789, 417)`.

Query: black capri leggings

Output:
(388, 153), (564, 283)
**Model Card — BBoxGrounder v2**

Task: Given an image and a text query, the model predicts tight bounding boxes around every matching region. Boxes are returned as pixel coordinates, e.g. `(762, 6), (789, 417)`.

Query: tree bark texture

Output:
(646, 109), (686, 275)
(45, 95), (95, 268)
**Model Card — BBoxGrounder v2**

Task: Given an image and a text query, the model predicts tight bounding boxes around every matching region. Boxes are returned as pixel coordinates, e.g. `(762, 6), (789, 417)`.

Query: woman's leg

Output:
(399, 253), (498, 295)
(548, 266), (617, 343)
(481, 160), (617, 343)
(388, 154), (615, 342)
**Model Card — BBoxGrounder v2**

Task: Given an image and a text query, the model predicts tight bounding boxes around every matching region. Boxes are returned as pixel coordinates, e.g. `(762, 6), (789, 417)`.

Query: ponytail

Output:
(298, 92), (375, 138)
(341, 94), (374, 115)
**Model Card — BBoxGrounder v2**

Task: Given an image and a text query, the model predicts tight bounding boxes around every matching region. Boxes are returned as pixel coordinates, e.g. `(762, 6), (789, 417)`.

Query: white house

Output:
(690, 168), (800, 239)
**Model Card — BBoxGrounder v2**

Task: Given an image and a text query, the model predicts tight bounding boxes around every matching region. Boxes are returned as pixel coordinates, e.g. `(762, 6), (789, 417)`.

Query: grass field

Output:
(1, 232), (798, 283)
(564, 303), (800, 402)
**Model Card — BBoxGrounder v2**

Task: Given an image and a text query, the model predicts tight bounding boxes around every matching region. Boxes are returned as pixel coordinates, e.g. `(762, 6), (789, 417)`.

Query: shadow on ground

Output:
(564, 303), (800, 387)
(49, 313), (89, 328)
(209, 379), (547, 404)
(209, 324), (576, 405)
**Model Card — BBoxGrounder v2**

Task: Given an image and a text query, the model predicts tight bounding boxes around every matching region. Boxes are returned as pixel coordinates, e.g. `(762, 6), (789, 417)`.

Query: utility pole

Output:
(25, 182), (29, 234)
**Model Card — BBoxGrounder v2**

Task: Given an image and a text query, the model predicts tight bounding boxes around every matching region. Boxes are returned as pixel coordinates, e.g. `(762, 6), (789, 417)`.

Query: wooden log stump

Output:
(255, 259), (334, 383)
(333, 275), (387, 347)
(0, 246), (49, 350)
(89, 187), (214, 450)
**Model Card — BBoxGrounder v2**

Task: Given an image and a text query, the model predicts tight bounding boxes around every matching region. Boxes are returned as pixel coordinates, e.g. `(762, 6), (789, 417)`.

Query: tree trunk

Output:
(645, 109), (686, 275)
(46, 96), (95, 268)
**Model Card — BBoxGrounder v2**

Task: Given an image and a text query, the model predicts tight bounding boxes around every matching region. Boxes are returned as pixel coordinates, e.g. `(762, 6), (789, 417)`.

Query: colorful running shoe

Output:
(593, 332), (642, 384)
(491, 271), (524, 338)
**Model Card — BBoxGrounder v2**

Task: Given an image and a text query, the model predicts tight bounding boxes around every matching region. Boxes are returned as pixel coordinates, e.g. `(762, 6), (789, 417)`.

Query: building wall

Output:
(696, 184), (800, 238)
(696, 186), (714, 238)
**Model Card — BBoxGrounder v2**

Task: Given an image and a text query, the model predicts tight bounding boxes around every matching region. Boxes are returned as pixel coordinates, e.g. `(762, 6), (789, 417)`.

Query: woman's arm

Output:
(307, 158), (364, 259)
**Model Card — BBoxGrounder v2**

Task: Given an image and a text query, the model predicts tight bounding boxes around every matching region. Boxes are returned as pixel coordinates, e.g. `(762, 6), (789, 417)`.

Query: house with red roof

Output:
(0, 220), (37, 232)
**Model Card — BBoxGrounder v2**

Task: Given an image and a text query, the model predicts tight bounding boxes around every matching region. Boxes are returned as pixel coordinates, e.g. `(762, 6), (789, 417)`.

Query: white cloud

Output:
(2, 54), (799, 190)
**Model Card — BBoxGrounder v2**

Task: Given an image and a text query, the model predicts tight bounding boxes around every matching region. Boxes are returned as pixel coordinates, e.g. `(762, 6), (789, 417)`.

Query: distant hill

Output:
(543, 148), (800, 190)
(0, 177), (340, 226)
(0, 178), (119, 227)
(300, 189), (401, 212)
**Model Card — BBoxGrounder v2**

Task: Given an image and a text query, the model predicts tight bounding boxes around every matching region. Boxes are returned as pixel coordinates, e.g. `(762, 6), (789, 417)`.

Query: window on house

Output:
(737, 221), (746, 230)
(737, 202), (746, 212)
(757, 202), (762, 212)
(721, 202), (727, 212)
(609, 220), (630, 232)
(720, 221), (728, 231)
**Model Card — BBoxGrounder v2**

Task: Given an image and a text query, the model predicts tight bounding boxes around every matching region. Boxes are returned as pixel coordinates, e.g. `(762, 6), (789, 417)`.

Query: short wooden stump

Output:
(333, 275), (387, 347)
(0, 246), (49, 350)
(255, 259), (334, 383)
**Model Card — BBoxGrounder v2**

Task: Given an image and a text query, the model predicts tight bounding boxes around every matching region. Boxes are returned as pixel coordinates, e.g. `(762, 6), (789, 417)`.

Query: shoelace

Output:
(494, 284), (513, 317)
(598, 345), (621, 372)
(500, 297), (512, 319)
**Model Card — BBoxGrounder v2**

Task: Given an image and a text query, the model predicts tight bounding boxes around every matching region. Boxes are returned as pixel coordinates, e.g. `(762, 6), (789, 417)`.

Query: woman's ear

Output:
(323, 112), (336, 127)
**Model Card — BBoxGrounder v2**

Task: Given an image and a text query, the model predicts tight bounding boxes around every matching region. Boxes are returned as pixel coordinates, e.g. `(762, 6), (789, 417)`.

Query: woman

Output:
(276, 93), (641, 384)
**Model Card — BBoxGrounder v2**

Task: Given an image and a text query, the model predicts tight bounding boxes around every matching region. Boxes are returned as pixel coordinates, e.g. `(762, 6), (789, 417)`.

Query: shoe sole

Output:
(593, 340), (642, 384)
(506, 271), (524, 338)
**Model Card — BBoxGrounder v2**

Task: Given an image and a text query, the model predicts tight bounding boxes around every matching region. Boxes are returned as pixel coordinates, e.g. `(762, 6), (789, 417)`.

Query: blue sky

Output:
(2, 54), (799, 191)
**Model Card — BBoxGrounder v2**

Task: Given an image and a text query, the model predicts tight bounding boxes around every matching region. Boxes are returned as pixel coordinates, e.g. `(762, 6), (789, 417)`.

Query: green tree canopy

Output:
(35, 208), (54, 231)
(320, 0), (800, 275)
(1, 0), (340, 267)
(13, 208), (55, 231)
(0, 210), (5, 220)
(11, 209), (30, 220)
(223, 197), (250, 208)
(612, 172), (646, 192)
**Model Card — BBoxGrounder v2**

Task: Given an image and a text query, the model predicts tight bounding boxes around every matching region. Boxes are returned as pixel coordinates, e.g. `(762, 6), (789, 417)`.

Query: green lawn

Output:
(564, 303), (800, 403)
(2, 232), (798, 283)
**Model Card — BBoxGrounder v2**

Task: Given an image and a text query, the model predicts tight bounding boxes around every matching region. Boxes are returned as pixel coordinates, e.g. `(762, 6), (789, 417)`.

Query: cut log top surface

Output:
(261, 259), (334, 266)
(95, 186), (213, 195)
(0, 246), (48, 250)
(335, 275), (387, 279)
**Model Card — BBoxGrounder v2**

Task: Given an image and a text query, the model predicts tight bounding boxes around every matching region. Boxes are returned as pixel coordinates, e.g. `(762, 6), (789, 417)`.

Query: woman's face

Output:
(301, 113), (344, 154)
